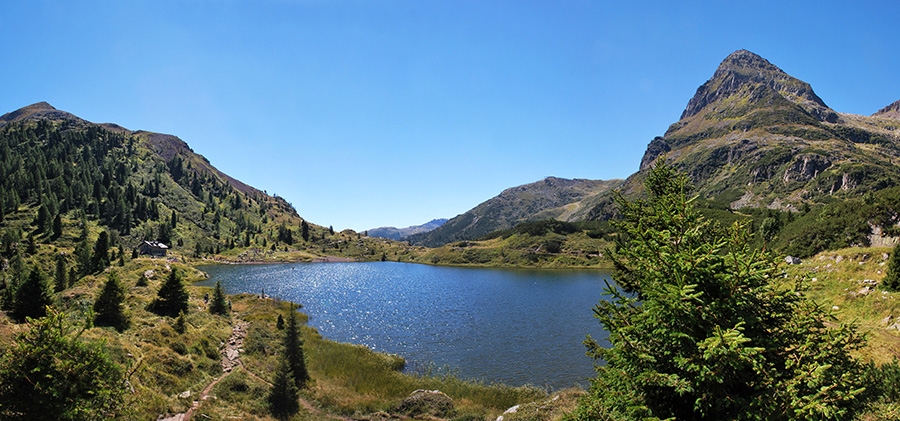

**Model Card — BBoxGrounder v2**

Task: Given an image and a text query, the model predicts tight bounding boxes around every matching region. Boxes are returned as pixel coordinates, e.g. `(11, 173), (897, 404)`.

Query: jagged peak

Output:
(680, 50), (836, 122)
(717, 49), (780, 74)
(873, 99), (900, 119)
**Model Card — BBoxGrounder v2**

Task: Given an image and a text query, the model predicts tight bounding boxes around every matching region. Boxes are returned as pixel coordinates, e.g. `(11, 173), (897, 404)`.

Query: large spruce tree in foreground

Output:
(267, 357), (300, 419)
(569, 161), (869, 421)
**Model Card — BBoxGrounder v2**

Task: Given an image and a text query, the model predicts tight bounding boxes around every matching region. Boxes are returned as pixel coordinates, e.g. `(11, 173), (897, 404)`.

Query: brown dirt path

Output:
(161, 318), (349, 421)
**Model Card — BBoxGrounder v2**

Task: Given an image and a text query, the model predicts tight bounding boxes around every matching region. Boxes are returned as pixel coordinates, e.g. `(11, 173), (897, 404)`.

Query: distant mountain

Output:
(408, 177), (623, 247)
(573, 49), (900, 220)
(367, 218), (448, 240)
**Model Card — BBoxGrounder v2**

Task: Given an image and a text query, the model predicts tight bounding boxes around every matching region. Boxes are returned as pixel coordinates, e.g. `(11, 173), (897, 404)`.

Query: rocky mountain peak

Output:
(680, 50), (837, 123)
(873, 99), (900, 119)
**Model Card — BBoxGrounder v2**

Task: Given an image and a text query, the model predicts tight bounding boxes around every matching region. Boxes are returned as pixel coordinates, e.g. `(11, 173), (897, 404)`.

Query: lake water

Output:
(196, 262), (612, 390)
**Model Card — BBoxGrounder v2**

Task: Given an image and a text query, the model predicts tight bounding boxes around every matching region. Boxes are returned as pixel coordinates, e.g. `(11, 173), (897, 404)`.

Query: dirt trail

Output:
(159, 317), (349, 421)
(158, 321), (248, 421)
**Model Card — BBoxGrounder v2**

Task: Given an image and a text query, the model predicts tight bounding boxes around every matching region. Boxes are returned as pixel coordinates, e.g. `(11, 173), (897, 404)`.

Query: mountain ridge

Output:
(367, 218), (448, 241)
(409, 176), (623, 247)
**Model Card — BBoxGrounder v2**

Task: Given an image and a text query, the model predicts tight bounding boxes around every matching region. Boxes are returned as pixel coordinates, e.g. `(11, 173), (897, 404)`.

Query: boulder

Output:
(496, 404), (520, 421)
(396, 390), (455, 418)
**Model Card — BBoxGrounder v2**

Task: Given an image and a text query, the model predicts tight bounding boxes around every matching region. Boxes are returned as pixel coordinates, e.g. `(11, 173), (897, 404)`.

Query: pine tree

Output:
(570, 161), (869, 421)
(300, 220), (310, 242)
(76, 235), (92, 276)
(882, 244), (900, 291)
(93, 273), (129, 331)
(68, 267), (78, 288)
(52, 213), (63, 238)
(149, 268), (189, 317)
(13, 267), (52, 322)
(91, 231), (110, 273)
(54, 254), (67, 293)
(267, 357), (300, 419)
(208, 280), (229, 316)
(35, 204), (50, 233)
(283, 304), (310, 389)
(136, 271), (149, 287)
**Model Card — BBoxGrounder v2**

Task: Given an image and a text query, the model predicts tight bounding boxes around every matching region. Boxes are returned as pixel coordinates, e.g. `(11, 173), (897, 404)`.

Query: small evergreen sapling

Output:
(267, 357), (300, 419)
(149, 268), (189, 317)
(208, 280), (229, 316)
(882, 244), (900, 291)
(13, 267), (51, 322)
(93, 273), (129, 332)
(283, 304), (310, 389)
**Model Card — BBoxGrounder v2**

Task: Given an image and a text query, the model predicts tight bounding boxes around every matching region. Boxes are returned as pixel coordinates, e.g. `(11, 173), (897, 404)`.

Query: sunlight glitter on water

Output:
(197, 261), (611, 390)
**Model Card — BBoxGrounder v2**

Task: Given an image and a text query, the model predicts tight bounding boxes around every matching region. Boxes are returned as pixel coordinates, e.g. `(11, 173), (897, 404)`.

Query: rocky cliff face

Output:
(874, 99), (900, 119)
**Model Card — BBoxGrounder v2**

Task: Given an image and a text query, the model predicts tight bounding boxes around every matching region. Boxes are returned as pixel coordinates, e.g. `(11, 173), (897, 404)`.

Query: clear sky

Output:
(1, 1), (897, 231)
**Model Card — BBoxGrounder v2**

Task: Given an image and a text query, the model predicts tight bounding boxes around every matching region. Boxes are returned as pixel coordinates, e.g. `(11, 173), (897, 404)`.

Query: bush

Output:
(0, 309), (125, 419)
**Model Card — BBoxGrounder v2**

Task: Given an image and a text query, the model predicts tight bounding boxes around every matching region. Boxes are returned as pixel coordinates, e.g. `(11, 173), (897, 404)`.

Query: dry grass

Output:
(783, 246), (900, 364)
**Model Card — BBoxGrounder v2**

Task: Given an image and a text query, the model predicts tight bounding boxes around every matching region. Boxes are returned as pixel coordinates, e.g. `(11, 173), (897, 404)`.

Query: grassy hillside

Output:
(410, 219), (614, 268)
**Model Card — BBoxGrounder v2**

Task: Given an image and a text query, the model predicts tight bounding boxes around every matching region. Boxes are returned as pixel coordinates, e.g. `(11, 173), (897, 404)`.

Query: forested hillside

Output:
(0, 102), (411, 306)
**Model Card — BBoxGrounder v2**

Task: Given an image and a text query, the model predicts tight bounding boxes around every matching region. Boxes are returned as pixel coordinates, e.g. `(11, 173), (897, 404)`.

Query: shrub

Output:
(0, 309), (125, 419)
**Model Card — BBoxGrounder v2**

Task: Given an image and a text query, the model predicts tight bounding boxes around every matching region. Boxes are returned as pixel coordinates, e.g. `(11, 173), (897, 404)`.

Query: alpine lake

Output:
(196, 261), (612, 390)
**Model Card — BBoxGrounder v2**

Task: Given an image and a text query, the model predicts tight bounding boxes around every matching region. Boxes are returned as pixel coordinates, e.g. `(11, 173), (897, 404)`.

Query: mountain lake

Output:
(196, 261), (612, 390)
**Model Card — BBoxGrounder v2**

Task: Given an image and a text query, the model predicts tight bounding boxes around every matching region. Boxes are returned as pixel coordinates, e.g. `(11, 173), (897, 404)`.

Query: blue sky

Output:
(1, 1), (897, 231)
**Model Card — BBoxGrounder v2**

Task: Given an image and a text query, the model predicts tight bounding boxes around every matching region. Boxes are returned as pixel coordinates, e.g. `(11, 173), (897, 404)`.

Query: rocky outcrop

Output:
(873, 99), (900, 119)
(783, 153), (831, 184)
(640, 137), (671, 171)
